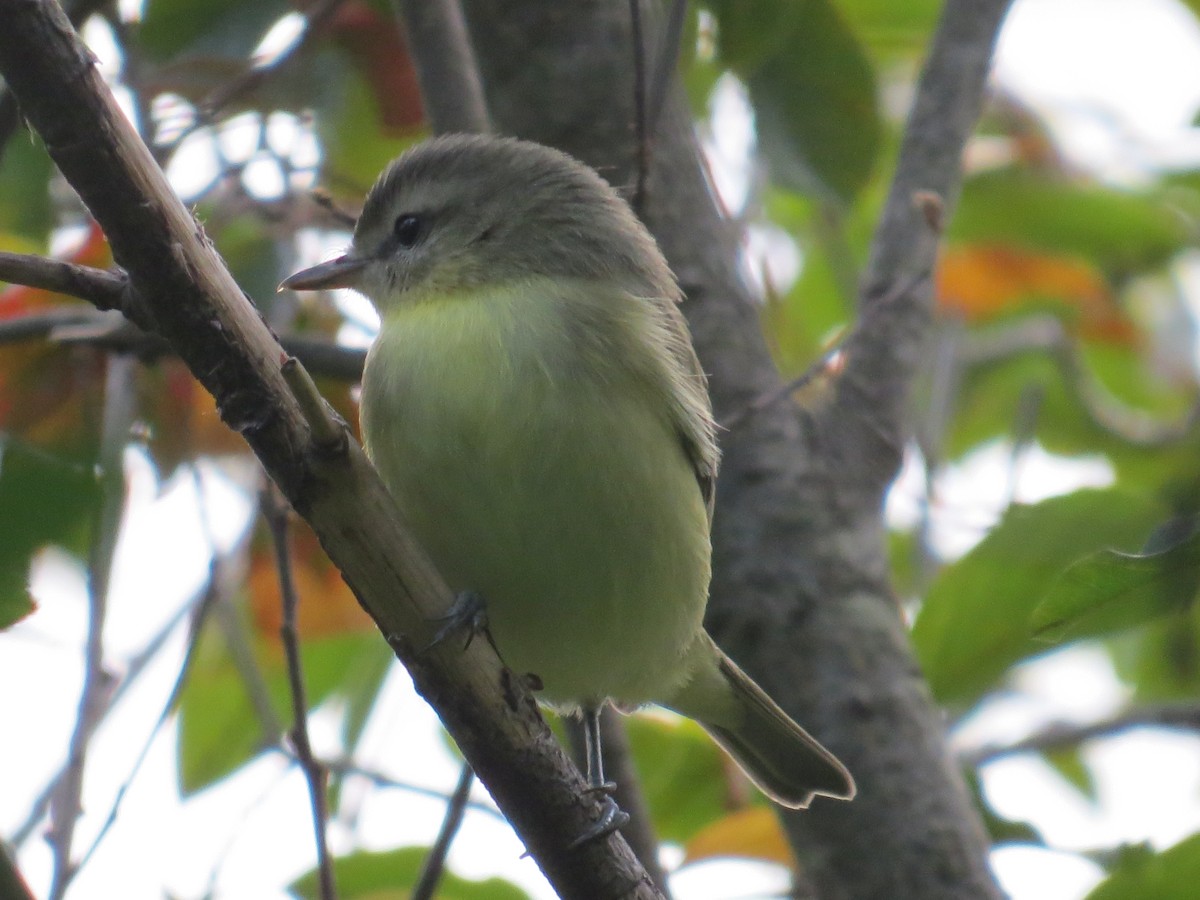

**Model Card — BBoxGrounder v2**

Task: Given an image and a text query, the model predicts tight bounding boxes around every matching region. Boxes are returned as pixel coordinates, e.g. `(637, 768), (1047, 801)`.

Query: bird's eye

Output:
(393, 214), (422, 248)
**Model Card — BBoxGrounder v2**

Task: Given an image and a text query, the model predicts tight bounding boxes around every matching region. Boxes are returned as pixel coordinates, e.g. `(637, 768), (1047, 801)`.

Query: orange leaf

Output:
(936, 243), (1136, 345)
(326, 1), (424, 133)
(248, 517), (374, 641)
(682, 806), (796, 868)
(0, 343), (104, 450)
(136, 359), (248, 477)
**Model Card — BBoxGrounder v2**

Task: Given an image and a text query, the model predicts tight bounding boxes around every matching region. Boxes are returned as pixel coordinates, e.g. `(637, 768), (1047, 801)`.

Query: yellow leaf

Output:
(682, 806), (795, 868)
(936, 243), (1136, 345)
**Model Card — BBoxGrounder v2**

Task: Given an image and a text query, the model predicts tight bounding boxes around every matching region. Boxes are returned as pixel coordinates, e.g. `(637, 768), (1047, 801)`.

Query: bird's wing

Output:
(653, 294), (720, 523)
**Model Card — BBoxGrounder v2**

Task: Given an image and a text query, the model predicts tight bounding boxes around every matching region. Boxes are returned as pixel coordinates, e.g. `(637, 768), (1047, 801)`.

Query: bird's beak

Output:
(278, 254), (369, 292)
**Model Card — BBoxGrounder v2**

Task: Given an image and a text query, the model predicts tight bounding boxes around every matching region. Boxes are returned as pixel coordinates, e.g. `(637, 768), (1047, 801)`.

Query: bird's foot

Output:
(426, 590), (490, 652)
(568, 783), (629, 849)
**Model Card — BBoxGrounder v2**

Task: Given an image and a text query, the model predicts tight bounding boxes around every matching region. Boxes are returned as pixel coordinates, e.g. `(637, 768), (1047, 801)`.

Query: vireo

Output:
(282, 134), (854, 827)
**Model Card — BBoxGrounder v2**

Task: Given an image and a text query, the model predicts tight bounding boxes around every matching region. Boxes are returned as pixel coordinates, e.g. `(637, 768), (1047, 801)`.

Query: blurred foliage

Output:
(2, 0), (1200, 896)
(1085, 833), (1200, 900)
(292, 847), (532, 900)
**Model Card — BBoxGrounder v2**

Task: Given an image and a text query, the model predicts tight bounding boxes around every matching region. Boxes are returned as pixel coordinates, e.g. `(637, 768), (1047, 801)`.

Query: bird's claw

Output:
(567, 791), (629, 850)
(426, 590), (490, 652)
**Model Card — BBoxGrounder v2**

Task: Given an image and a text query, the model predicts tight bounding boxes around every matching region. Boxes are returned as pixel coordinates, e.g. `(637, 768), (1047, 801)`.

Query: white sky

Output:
(6, 1), (1200, 899)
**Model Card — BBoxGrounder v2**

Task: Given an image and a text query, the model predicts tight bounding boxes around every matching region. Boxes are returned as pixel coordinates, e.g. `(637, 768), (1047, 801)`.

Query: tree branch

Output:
(411, 764), (474, 900)
(263, 487), (337, 900)
(48, 352), (137, 899)
(961, 702), (1200, 768)
(829, 4), (1013, 505)
(392, 0), (491, 134)
(0, 3), (660, 897)
(958, 314), (1200, 447)
(0, 254), (366, 380)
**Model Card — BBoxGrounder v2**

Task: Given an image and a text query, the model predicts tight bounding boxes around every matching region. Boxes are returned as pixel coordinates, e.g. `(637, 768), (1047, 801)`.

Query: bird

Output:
(281, 133), (854, 835)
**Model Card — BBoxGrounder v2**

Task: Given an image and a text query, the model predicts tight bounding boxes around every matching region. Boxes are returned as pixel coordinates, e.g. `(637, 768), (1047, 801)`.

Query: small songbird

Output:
(282, 134), (854, 827)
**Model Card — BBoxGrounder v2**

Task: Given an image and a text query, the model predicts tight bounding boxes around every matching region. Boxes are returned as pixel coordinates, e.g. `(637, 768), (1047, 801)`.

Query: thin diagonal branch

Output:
(73, 561), (224, 875)
(47, 353), (137, 900)
(275, 750), (506, 821)
(263, 487), (337, 900)
(153, 0), (348, 163)
(411, 764), (474, 900)
(829, 7), (1013, 505)
(629, 0), (649, 213)
(958, 314), (1200, 447)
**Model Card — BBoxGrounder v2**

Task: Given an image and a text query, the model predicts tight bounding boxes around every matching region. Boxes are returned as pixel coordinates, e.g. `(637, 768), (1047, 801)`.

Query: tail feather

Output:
(665, 633), (855, 809)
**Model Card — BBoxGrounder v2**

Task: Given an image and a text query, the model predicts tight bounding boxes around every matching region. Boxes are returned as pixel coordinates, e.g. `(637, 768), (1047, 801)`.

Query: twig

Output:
(961, 703), (1200, 768)
(73, 559), (225, 874)
(720, 340), (844, 431)
(0, 251), (368, 379)
(723, 266), (929, 431)
(629, 0), (649, 214)
(262, 486), (338, 900)
(151, 0), (347, 165)
(273, 749), (507, 821)
(282, 355), (347, 453)
(46, 353), (137, 899)
(1000, 382), (1044, 512)
(393, 0), (490, 135)
(0, 250), (128, 310)
(645, 0), (686, 145)
(411, 763), (475, 900)
(9, 550), (217, 848)
(204, 0), (346, 117)
(958, 315), (1200, 448)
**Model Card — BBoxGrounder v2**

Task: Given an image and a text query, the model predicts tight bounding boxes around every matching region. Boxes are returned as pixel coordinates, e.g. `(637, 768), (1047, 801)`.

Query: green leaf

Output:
(291, 847), (531, 900)
(946, 348), (1199, 494)
(1086, 833), (1200, 900)
(1111, 603), (1200, 703)
(1032, 520), (1200, 643)
(0, 440), (98, 629)
(625, 713), (730, 843)
(1044, 747), (1099, 803)
(912, 489), (1166, 706)
(0, 131), (54, 241)
(951, 169), (1191, 277)
(709, 0), (881, 204)
(314, 51), (419, 194)
(176, 624), (390, 792)
(837, 0), (942, 58)
(138, 0), (290, 63)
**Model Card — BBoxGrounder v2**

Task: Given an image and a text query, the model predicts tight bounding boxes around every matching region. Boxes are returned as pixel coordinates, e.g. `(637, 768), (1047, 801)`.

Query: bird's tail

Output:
(664, 633), (855, 809)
